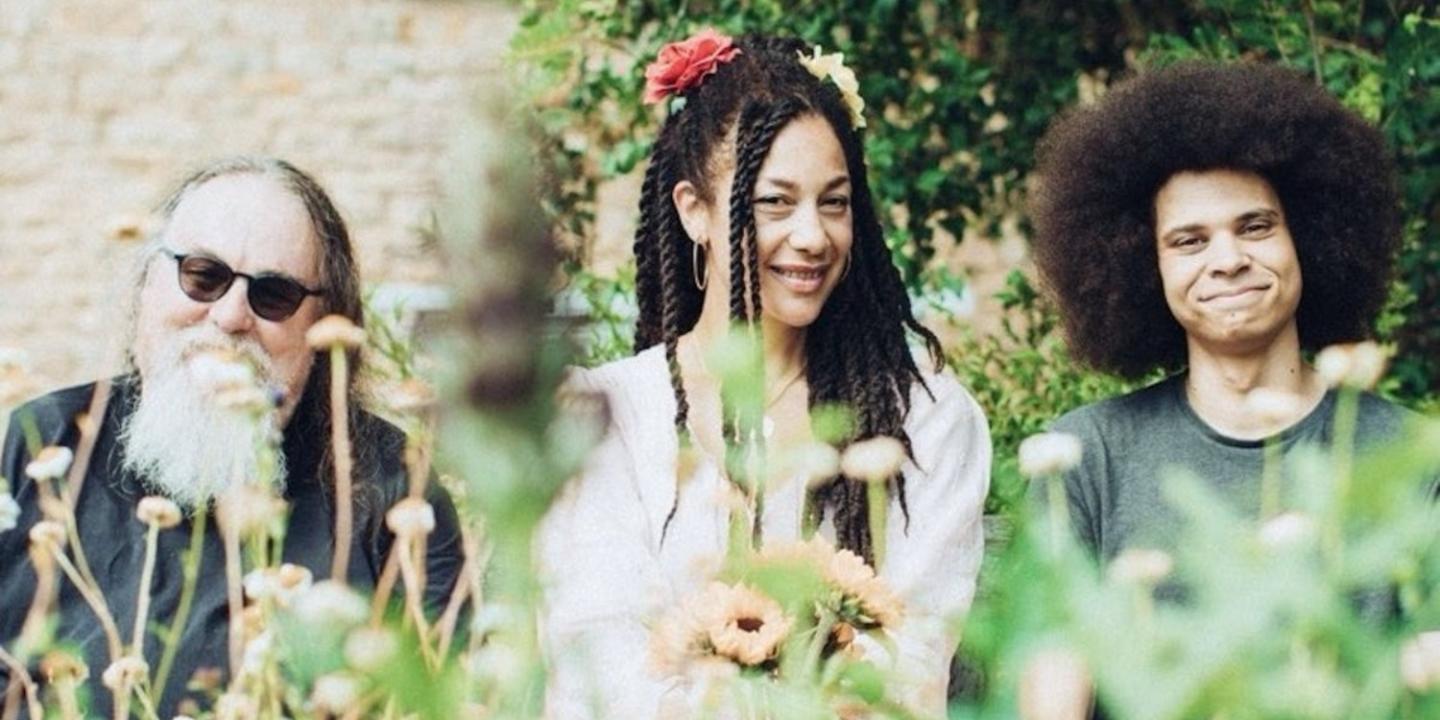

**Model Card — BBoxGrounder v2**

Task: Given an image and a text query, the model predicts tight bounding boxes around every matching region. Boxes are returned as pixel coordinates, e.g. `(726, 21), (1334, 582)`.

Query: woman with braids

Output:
(1029, 61), (1424, 571)
(538, 31), (991, 718)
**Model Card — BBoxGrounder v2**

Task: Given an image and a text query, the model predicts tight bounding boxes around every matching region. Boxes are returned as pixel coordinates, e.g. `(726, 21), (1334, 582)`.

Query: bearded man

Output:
(0, 157), (462, 716)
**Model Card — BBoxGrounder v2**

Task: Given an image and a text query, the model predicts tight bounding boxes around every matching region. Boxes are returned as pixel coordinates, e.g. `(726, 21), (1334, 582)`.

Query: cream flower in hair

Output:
(798, 47), (866, 128)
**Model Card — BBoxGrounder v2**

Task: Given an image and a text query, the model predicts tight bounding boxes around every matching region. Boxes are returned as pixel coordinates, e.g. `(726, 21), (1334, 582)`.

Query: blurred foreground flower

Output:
(840, 435), (906, 482)
(0, 491), (19, 532)
(244, 564), (314, 607)
(293, 580), (368, 628)
(1400, 631), (1440, 692)
(386, 497), (437, 537)
(25, 446), (74, 482)
(1259, 512), (1317, 550)
(1245, 388), (1307, 427)
(100, 655), (149, 692)
(305, 314), (367, 350)
(1315, 341), (1388, 391)
(28, 519), (67, 549)
(311, 672), (364, 715)
(1108, 548), (1174, 586)
(1018, 645), (1092, 720)
(136, 496), (182, 529)
(1018, 432), (1082, 477)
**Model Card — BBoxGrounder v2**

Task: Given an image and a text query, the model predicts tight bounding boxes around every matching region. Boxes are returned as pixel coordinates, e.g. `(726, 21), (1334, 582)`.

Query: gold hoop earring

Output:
(692, 241), (709, 290)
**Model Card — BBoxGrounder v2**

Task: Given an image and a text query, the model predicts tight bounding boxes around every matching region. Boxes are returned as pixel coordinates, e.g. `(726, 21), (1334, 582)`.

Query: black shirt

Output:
(0, 376), (463, 716)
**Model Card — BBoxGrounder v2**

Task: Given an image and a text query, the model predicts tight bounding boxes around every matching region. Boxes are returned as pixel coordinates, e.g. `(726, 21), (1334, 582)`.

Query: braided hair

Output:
(633, 34), (942, 564)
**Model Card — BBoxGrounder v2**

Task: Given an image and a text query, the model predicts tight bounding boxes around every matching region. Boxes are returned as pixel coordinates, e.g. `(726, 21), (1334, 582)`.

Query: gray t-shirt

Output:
(1048, 375), (1418, 562)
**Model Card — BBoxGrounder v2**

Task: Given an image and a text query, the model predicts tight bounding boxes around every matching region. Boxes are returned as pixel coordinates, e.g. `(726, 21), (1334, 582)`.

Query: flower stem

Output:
(329, 345), (355, 584)
(1324, 388), (1359, 568)
(1046, 473), (1071, 555)
(153, 509), (207, 695)
(0, 645), (43, 720)
(803, 607), (839, 681)
(867, 480), (887, 570)
(223, 522), (244, 682)
(132, 523), (161, 653)
(47, 545), (123, 661)
(1260, 437), (1282, 518)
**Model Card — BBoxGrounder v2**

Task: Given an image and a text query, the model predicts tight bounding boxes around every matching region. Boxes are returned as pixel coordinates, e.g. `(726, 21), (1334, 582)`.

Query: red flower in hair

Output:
(643, 29), (742, 105)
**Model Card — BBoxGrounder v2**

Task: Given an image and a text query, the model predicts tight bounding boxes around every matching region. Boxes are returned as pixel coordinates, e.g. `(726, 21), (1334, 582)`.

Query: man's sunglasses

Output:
(162, 249), (324, 322)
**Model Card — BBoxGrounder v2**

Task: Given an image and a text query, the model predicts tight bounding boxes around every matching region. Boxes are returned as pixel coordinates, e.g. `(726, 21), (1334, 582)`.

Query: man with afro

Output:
(1028, 60), (1422, 564)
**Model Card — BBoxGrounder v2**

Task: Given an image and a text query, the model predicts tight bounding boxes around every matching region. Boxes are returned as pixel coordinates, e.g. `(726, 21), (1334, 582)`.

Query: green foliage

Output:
(513, 0), (1439, 516)
(948, 271), (1145, 516)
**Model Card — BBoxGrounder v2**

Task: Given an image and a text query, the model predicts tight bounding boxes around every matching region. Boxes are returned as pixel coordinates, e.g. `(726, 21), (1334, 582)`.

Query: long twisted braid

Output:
(633, 34), (943, 565)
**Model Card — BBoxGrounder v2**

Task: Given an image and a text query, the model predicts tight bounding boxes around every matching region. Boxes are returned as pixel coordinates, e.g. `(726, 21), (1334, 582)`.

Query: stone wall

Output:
(0, 0), (517, 414)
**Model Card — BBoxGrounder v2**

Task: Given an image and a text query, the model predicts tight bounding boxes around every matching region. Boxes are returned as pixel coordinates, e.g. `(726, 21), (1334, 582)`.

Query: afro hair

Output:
(1029, 60), (1401, 378)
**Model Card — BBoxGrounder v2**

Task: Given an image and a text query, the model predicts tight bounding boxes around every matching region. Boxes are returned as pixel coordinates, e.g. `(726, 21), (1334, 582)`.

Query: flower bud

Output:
(28, 520), (67, 549)
(344, 627), (399, 672)
(306, 315), (366, 350)
(839, 436), (906, 483)
(1315, 341), (1388, 391)
(40, 651), (88, 682)
(1018, 432), (1083, 478)
(385, 497), (436, 537)
(136, 496), (182, 529)
(293, 580), (369, 628)
(1018, 646), (1092, 720)
(1108, 548), (1174, 586)
(101, 655), (149, 691)
(1400, 631), (1440, 692)
(1258, 512), (1317, 550)
(311, 672), (364, 715)
(25, 446), (74, 482)
(243, 563), (314, 607)
(0, 494), (19, 533)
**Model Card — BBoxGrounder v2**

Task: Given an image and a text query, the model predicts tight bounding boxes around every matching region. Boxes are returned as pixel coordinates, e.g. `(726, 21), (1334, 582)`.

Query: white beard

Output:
(120, 327), (288, 508)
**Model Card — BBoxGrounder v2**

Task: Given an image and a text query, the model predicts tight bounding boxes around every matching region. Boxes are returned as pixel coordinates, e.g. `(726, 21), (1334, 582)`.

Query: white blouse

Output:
(538, 345), (991, 719)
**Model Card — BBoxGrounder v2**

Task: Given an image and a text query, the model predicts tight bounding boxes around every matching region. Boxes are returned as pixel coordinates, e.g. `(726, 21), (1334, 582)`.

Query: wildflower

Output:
(1400, 631), (1440, 692)
(136, 496), (182, 529)
(305, 314), (367, 350)
(292, 580), (368, 628)
(1018, 645), (1092, 720)
(311, 672), (364, 714)
(243, 563), (314, 607)
(0, 493), (19, 532)
(1018, 432), (1083, 478)
(25, 446), (74, 482)
(831, 621), (857, 650)
(344, 627), (399, 671)
(28, 520), (67, 549)
(701, 583), (792, 667)
(101, 655), (149, 691)
(1315, 341), (1388, 391)
(386, 497), (436, 537)
(839, 436), (906, 483)
(826, 544), (904, 628)
(1244, 388), (1307, 428)
(191, 350), (257, 393)
(1108, 548), (1174, 586)
(1258, 512), (1317, 550)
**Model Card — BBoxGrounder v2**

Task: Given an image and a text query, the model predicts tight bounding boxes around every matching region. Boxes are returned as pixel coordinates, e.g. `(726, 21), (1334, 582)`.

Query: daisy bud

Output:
(385, 497), (436, 538)
(0, 494), (19, 532)
(782, 441), (841, 489)
(1244, 388), (1306, 428)
(1400, 631), (1440, 692)
(1018, 432), (1083, 478)
(216, 485), (287, 539)
(136, 496), (182, 529)
(28, 520), (67, 549)
(344, 627), (399, 672)
(1315, 341), (1388, 391)
(1018, 646), (1092, 720)
(101, 655), (149, 691)
(306, 315), (367, 350)
(1107, 548), (1174, 586)
(839, 436), (906, 483)
(311, 672), (364, 714)
(293, 580), (369, 628)
(243, 563), (314, 607)
(1258, 512), (1317, 550)
(25, 446), (74, 482)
